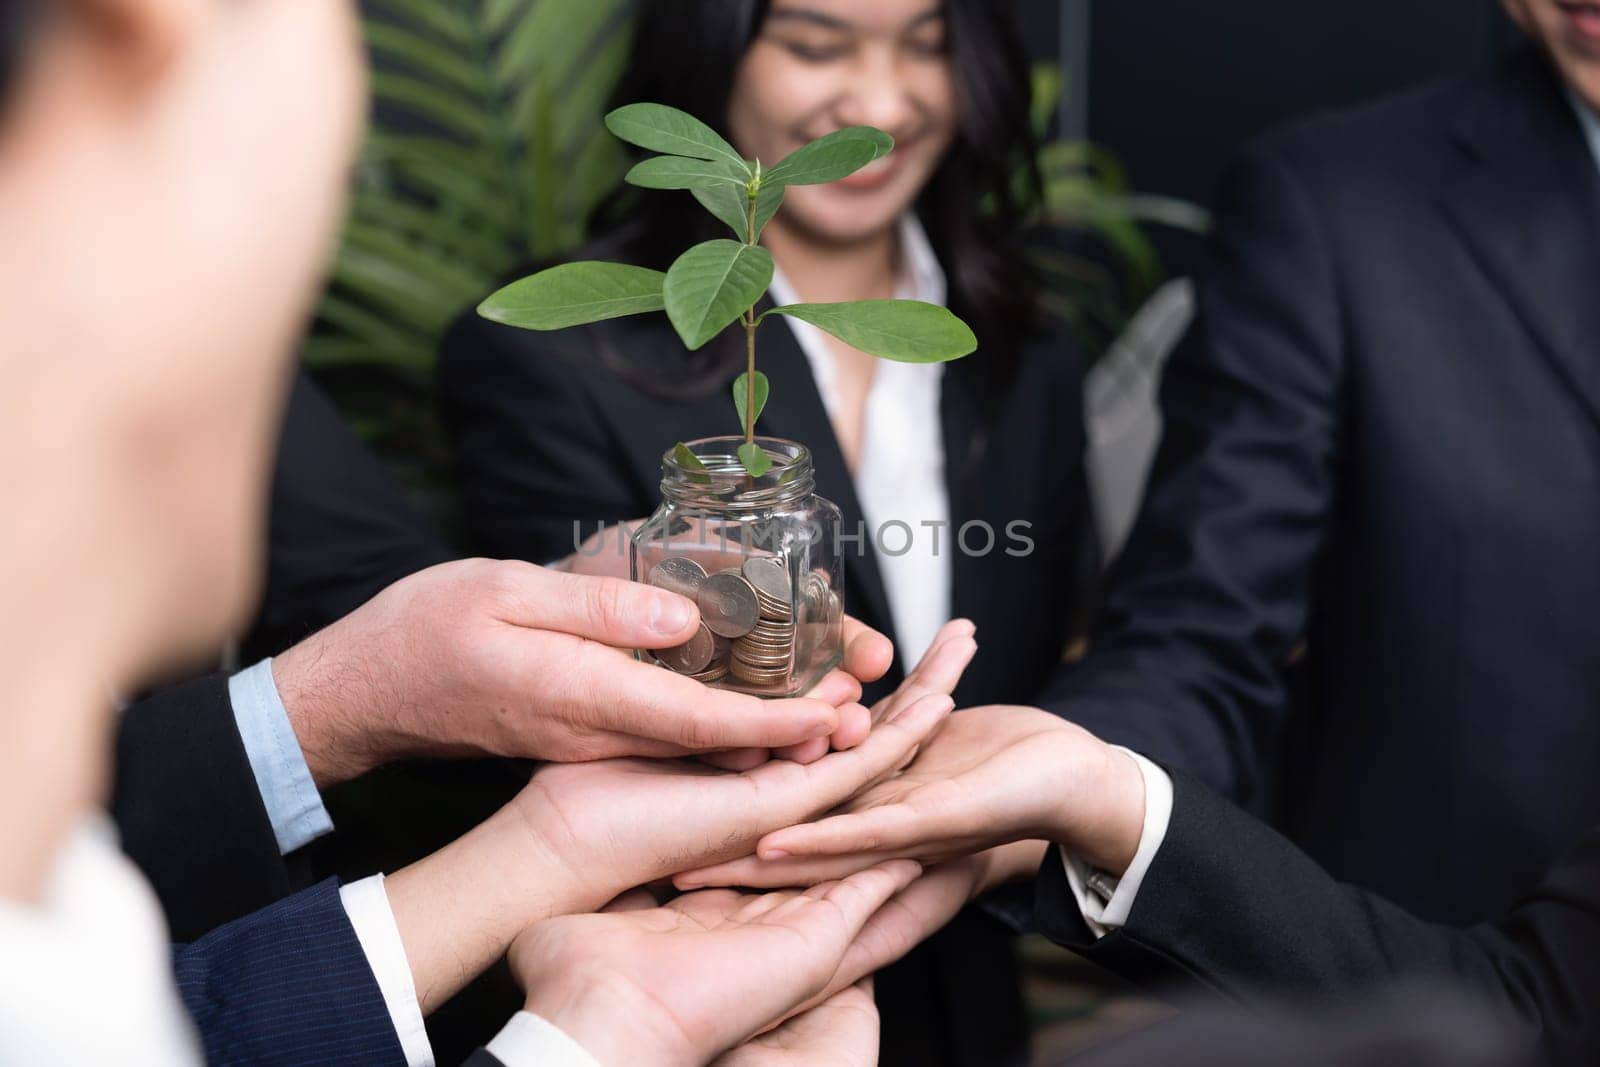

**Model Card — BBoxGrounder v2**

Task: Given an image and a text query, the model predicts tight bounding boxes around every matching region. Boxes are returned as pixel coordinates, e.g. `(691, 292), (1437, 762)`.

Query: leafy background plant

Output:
(309, 1), (1206, 501)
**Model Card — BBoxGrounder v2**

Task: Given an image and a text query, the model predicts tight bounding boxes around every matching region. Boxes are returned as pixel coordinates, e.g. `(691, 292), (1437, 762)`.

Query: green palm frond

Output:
(310, 0), (635, 379)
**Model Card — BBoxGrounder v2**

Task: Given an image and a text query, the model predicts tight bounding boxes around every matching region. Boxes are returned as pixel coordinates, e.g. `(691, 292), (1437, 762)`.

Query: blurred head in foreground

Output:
(0, 0), (363, 897)
(1502, 0), (1600, 112)
(0, 0), (364, 687)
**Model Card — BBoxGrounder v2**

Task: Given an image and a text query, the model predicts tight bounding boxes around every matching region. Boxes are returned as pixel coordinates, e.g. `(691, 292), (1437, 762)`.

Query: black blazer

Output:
(438, 287), (1091, 711)
(1041, 46), (1600, 925)
(1033, 772), (1600, 1066)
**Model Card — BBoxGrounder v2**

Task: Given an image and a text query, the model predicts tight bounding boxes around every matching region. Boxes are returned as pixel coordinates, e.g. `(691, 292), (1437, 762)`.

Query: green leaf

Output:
(663, 240), (774, 350)
(674, 442), (711, 483)
(763, 301), (977, 363)
(605, 104), (749, 171)
(479, 262), (667, 330)
(626, 156), (750, 191)
(751, 182), (786, 237)
(764, 127), (894, 186)
(732, 370), (770, 433)
(738, 442), (773, 478)
(691, 181), (784, 241)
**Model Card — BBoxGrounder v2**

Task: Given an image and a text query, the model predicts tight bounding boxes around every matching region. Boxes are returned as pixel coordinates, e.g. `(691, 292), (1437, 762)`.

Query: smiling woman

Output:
(439, 5), (1093, 1055)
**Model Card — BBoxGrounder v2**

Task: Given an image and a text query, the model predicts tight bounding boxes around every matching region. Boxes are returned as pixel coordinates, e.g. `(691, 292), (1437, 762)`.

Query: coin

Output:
(730, 658), (791, 685)
(687, 660), (729, 684)
(648, 556), (709, 599)
(742, 557), (793, 620)
(697, 570), (761, 638)
(656, 622), (717, 674)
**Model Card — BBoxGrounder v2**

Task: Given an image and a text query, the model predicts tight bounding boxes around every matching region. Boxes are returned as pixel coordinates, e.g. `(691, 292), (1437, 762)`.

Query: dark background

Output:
(1024, 0), (1522, 274)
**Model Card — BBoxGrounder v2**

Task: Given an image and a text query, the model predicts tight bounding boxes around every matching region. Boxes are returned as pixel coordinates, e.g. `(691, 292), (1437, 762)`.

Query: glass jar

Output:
(631, 436), (845, 698)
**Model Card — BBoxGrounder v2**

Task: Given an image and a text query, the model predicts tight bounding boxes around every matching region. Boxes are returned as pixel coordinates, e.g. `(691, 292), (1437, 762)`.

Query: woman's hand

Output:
(504, 623), (976, 912)
(677, 705), (1145, 891)
(506, 863), (921, 1067)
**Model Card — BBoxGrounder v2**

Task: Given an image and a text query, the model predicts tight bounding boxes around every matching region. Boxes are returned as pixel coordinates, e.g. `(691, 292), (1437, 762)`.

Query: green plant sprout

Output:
(478, 103), (978, 477)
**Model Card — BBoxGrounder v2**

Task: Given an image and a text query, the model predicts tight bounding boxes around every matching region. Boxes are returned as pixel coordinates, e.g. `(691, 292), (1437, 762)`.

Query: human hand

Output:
(764, 842), (1046, 1019)
(271, 558), (866, 786)
(708, 615), (958, 771)
(679, 705), (1144, 890)
(508, 624), (975, 911)
(712, 981), (879, 1066)
(505, 863), (921, 1067)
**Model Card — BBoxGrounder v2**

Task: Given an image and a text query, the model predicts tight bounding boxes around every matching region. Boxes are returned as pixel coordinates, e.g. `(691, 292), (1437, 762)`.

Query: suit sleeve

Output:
(1033, 773), (1600, 1065)
(112, 673), (291, 942)
(1036, 141), (1347, 802)
(173, 879), (408, 1067)
(438, 309), (648, 563)
(245, 371), (454, 660)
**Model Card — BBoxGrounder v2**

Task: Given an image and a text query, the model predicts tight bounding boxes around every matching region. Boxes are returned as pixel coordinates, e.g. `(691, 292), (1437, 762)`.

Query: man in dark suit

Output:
(1040, 5), (1600, 927)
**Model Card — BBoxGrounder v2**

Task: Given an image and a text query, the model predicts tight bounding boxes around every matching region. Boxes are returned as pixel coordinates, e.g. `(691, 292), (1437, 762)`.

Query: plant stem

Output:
(743, 174), (760, 448)
(744, 311), (757, 448)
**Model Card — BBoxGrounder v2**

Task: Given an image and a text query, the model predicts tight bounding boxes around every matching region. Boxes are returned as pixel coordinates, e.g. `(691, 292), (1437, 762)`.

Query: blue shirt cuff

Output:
(229, 659), (335, 855)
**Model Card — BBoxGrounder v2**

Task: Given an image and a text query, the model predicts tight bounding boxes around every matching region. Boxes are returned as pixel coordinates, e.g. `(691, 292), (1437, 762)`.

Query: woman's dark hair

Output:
(589, 0), (1044, 389)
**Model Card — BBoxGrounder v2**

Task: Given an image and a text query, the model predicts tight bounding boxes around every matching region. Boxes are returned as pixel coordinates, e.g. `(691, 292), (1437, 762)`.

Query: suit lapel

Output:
(752, 305), (897, 645)
(940, 333), (999, 625)
(1439, 47), (1600, 434)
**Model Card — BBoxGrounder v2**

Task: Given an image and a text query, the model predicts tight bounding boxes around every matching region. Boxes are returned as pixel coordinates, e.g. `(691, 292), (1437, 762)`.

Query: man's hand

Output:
(505, 864), (921, 1067)
(713, 981), (879, 1066)
(271, 559), (884, 786)
(678, 705), (1144, 890)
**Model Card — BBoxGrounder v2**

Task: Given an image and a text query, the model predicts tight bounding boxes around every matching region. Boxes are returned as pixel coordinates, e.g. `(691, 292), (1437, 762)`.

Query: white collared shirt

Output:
(0, 818), (203, 1066)
(768, 215), (954, 666)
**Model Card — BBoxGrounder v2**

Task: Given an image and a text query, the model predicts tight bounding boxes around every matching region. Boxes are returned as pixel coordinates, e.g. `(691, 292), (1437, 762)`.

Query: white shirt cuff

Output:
(1061, 748), (1174, 938)
(340, 875), (435, 1067)
(486, 1012), (604, 1067)
(228, 658), (335, 854)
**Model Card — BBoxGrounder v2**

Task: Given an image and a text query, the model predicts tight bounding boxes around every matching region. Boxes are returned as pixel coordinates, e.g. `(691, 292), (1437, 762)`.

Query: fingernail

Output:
(762, 848), (789, 860)
(649, 594), (694, 635)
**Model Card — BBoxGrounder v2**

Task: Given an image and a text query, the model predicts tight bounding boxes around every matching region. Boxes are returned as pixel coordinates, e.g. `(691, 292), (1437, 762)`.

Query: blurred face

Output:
(1504, 0), (1600, 112)
(728, 0), (959, 245)
(0, 0), (365, 672)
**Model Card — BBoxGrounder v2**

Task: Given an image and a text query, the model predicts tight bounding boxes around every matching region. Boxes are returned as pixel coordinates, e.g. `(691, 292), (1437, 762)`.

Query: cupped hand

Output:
(679, 704), (1144, 890)
(508, 633), (974, 910)
(506, 862), (921, 1067)
(272, 558), (872, 785)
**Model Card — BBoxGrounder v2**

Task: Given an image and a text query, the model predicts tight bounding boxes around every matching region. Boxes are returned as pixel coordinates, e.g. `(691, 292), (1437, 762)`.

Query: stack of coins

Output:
(647, 554), (802, 690)
(730, 558), (795, 686)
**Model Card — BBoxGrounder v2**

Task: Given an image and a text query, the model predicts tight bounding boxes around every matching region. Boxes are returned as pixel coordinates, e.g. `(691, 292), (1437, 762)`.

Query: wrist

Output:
(272, 629), (382, 789)
(524, 968), (690, 1067)
(1052, 741), (1146, 875)
(384, 802), (586, 1016)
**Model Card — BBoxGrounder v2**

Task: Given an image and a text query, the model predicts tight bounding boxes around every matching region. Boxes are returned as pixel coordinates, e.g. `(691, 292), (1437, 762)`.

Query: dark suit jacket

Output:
(175, 878), (407, 1066)
(439, 253), (1088, 1067)
(1040, 46), (1600, 925)
(113, 370), (451, 939)
(246, 370), (455, 660)
(1032, 772), (1600, 1066)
